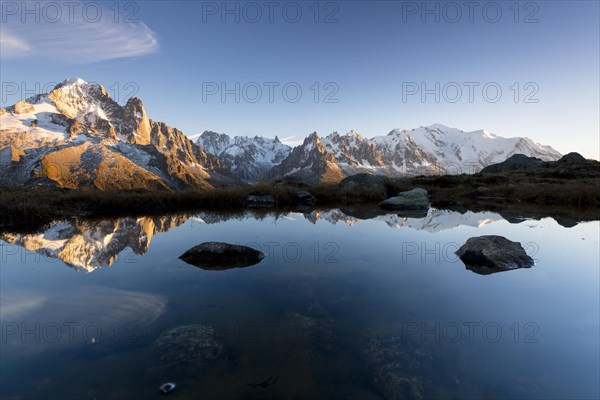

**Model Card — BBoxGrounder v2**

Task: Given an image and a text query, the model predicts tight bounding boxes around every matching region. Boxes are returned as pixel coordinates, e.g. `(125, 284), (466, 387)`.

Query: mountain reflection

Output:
(0, 208), (586, 272)
(1, 215), (189, 272)
(304, 208), (502, 232)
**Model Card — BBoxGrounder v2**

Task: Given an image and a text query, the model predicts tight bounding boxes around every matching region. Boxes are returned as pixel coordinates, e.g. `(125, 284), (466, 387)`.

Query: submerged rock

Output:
(379, 188), (430, 211)
(455, 235), (534, 274)
(153, 325), (223, 372)
(286, 312), (337, 346)
(179, 242), (264, 270)
(362, 333), (432, 400)
(159, 382), (176, 394)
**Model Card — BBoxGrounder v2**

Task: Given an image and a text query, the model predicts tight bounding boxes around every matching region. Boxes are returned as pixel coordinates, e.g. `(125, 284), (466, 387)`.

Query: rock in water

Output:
(292, 190), (317, 206)
(247, 194), (276, 207)
(153, 325), (223, 373)
(455, 235), (534, 274)
(179, 242), (264, 270)
(159, 382), (176, 394)
(362, 333), (431, 400)
(378, 188), (430, 210)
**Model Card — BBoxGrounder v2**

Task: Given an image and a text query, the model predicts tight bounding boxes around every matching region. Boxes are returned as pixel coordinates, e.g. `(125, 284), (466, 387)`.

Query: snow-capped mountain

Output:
(1, 77), (563, 189)
(0, 78), (230, 190)
(267, 125), (562, 183)
(197, 131), (291, 183)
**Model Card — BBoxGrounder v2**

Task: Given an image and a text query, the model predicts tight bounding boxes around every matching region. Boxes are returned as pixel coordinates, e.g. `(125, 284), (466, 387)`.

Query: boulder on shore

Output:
(378, 188), (430, 210)
(480, 154), (544, 173)
(455, 235), (534, 274)
(179, 242), (264, 270)
(339, 173), (387, 194)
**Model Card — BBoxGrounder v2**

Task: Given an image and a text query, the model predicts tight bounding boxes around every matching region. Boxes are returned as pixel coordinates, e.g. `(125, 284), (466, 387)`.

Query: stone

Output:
(456, 235), (534, 274)
(557, 152), (587, 165)
(247, 194), (276, 207)
(378, 188), (430, 210)
(362, 333), (431, 400)
(159, 382), (176, 394)
(339, 173), (387, 194)
(292, 190), (316, 206)
(480, 154), (544, 173)
(153, 325), (223, 372)
(179, 242), (264, 270)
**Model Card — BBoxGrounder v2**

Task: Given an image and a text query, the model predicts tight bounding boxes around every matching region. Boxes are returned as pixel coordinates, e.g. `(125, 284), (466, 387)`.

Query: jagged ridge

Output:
(0, 78), (230, 190)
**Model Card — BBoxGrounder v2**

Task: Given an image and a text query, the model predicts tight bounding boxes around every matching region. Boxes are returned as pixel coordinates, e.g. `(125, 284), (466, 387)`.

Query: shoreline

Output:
(1, 176), (598, 233)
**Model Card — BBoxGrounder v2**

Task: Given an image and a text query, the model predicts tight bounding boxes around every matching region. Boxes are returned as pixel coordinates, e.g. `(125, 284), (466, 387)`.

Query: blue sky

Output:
(1, 1), (598, 158)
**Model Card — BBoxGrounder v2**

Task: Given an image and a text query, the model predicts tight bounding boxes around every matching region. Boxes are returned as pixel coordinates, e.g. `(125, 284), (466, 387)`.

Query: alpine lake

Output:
(1, 206), (598, 399)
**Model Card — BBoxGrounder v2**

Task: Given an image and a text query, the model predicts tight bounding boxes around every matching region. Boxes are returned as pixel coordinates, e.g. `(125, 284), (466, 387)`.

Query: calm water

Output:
(1, 208), (598, 399)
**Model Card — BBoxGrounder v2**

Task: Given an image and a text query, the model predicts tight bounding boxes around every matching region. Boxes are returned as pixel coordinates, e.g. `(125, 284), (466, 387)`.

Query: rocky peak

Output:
(121, 97), (151, 145)
(45, 78), (121, 140)
(12, 101), (34, 114)
(346, 130), (363, 140)
(303, 131), (325, 153)
(197, 131), (232, 155)
(48, 78), (115, 117)
(306, 131), (320, 141)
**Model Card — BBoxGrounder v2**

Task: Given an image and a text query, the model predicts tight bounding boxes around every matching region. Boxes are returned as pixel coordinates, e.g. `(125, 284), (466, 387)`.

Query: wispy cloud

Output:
(280, 135), (303, 147)
(1, 10), (158, 63)
(0, 29), (32, 57)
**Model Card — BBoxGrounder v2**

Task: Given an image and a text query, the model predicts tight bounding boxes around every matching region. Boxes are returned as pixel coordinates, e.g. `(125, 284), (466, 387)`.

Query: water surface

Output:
(1, 208), (598, 399)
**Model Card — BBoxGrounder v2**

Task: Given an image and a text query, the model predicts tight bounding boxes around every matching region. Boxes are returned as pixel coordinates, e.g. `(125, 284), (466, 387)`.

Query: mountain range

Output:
(0, 78), (230, 190)
(0, 78), (562, 189)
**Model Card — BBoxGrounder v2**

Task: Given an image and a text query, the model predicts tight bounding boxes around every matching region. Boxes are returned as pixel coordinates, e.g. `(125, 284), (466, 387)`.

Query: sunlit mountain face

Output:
(0, 79), (230, 190)
(1, 79), (563, 189)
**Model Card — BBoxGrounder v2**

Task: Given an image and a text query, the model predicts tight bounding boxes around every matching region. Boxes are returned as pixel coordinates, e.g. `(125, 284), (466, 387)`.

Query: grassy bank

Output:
(0, 183), (386, 230)
(1, 171), (598, 232)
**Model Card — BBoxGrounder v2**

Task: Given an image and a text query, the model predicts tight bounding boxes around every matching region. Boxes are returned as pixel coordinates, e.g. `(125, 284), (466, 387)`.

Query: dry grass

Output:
(1, 171), (598, 232)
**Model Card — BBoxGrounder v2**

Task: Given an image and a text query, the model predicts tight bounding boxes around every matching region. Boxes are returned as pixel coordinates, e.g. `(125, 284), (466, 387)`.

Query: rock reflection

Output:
(0, 207), (588, 272)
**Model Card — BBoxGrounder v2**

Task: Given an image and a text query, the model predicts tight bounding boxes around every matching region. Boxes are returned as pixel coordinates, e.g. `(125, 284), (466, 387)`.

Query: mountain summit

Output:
(0, 78), (228, 190)
(266, 125), (561, 183)
(1, 78), (562, 189)
(196, 131), (291, 183)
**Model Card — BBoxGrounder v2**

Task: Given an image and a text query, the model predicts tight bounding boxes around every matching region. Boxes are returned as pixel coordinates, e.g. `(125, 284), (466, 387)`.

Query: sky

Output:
(1, 0), (598, 159)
